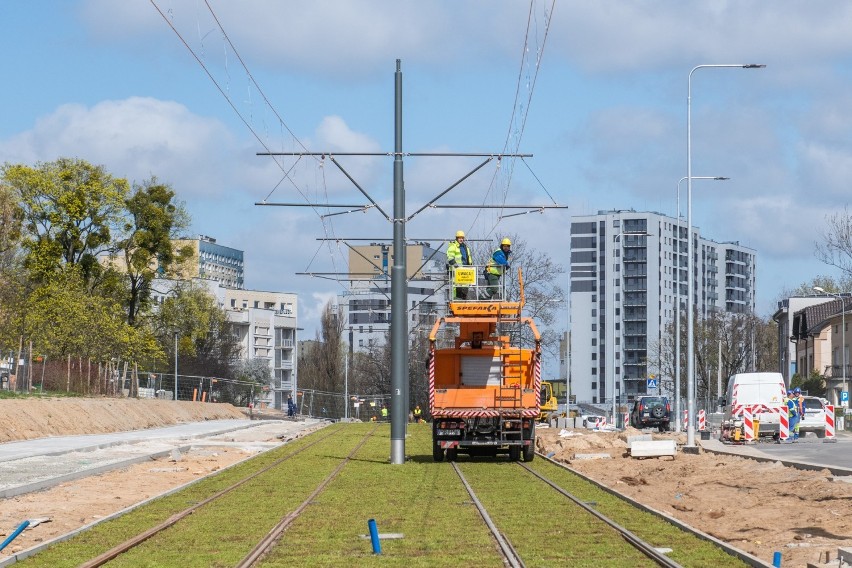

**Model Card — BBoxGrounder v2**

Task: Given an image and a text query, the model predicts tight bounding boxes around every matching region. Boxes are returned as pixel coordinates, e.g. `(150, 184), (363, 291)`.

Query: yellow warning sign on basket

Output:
(454, 267), (476, 285)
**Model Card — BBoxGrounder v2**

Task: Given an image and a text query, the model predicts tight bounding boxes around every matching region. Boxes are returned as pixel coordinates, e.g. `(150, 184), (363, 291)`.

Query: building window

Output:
(591, 382), (597, 389)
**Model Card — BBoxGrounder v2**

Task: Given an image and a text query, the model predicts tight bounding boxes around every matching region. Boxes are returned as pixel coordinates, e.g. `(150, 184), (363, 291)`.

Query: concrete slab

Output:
(630, 440), (676, 458)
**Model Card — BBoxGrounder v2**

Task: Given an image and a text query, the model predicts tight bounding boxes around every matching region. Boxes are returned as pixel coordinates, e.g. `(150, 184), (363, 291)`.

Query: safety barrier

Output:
(825, 404), (836, 441)
(682, 409), (688, 431)
(778, 405), (789, 442)
(698, 409), (706, 431)
(743, 407), (755, 441)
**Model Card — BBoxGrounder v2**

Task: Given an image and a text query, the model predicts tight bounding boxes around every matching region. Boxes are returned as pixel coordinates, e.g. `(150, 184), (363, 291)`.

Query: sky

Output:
(3, 1), (852, 356)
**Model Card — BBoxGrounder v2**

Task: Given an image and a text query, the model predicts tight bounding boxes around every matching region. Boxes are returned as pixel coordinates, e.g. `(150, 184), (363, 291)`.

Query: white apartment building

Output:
(217, 288), (297, 409)
(569, 210), (756, 405)
(339, 243), (447, 353)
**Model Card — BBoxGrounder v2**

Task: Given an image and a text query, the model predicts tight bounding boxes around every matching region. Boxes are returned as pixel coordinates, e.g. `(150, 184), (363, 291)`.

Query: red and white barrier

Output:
(743, 407), (755, 441)
(683, 409), (688, 430)
(825, 404), (835, 441)
(623, 412), (629, 428)
(698, 409), (706, 431)
(778, 405), (789, 442)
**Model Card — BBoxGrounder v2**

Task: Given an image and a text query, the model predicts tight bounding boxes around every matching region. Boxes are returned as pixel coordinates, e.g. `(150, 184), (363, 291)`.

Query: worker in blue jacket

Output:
(484, 238), (512, 299)
(787, 390), (800, 441)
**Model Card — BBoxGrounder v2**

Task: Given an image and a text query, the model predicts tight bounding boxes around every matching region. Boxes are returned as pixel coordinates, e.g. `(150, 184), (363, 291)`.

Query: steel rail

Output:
(78, 426), (342, 568)
(450, 462), (525, 568)
(517, 462), (683, 568)
(235, 425), (378, 567)
(535, 452), (771, 567)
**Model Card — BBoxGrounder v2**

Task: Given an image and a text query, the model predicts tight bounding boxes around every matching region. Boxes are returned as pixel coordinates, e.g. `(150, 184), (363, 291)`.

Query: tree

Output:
(476, 234), (566, 357)
(114, 178), (190, 325)
(147, 283), (238, 378)
(649, 311), (779, 402)
(297, 301), (345, 393)
(2, 158), (129, 282)
(816, 206), (852, 281)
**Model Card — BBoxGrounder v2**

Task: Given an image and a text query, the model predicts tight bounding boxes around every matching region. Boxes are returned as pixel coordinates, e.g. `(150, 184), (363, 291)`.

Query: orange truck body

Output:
(428, 269), (541, 462)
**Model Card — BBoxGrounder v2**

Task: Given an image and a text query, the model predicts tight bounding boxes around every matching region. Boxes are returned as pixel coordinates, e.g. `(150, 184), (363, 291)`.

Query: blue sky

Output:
(3, 1), (852, 355)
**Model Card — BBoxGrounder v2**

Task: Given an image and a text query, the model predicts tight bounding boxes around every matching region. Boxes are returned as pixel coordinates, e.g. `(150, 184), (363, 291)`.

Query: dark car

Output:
(630, 396), (671, 432)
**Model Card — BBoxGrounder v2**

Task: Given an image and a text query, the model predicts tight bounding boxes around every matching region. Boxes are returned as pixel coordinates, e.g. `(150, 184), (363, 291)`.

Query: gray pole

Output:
(717, 339), (723, 413)
(390, 59), (407, 464)
(675, 180), (682, 432)
(344, 351), (349, 420)
(174, 331), (178, 401)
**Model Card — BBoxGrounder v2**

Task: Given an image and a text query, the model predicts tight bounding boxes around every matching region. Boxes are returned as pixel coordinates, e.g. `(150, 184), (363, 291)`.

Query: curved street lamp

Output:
(686, 63), (765, 448)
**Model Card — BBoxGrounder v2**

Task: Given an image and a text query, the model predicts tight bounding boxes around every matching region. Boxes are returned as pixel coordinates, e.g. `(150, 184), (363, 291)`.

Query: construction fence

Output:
(295, 389), (392, 422)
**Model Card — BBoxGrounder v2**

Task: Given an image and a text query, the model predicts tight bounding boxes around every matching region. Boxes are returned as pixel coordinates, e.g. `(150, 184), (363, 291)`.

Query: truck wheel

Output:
(817, 428), (826, 439)
(446, 447), (458, 461)
(522, 442), (535, 462)
(509, 446), (521, 461)
(433, 443), (445, 462)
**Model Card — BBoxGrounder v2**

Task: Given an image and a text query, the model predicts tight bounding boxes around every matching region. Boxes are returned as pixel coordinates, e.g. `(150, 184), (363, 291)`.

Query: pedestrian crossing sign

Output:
(647, 378), (658, 390)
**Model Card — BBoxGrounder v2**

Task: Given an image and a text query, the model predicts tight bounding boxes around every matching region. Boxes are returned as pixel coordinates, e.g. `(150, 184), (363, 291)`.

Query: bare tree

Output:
(649, 311), (778, 402)
(816, 206), (852, 281)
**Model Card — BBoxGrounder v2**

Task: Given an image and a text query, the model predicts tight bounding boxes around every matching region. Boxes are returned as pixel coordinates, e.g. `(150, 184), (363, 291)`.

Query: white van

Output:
(720, 372), (787, 441)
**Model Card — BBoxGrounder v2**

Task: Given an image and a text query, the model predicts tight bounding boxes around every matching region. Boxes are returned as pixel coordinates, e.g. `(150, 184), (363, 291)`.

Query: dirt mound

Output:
(0, 398), (247, 442)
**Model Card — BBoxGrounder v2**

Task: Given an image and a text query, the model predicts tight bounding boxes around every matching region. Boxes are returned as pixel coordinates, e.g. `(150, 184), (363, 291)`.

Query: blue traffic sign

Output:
(842, 391), (849, 403)
(647, 378), (658, 390)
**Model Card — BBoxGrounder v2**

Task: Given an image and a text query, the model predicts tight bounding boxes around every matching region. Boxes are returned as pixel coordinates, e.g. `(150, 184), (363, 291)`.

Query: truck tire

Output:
(522, 441), (535, 462)
(433, 443), (445, 462)
(509, 445), (521, 461)
(446, 447), (458, 461)
(817, 428), (826, 439)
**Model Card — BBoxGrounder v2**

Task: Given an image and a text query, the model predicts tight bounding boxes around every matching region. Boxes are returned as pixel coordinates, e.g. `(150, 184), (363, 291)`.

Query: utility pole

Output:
(257, 60), (554, 464)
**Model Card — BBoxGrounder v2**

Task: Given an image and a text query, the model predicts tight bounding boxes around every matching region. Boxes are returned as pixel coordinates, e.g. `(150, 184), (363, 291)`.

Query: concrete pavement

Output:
(0, 418), (324, 498)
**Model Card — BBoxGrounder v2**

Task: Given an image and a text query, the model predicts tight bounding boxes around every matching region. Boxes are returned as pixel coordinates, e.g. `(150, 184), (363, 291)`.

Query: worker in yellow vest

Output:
(413, 404), (423, 423)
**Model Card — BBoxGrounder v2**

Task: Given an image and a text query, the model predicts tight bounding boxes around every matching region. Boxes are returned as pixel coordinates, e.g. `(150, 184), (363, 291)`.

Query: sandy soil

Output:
(0, 398), (248, 443)
(0, 400), (848, 567)
(536, 427), (852, 567)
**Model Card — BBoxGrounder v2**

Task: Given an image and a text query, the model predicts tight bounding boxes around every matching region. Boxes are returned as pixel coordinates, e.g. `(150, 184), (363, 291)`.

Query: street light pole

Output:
(174, 331), (178, 401)
(814, 287), (847, 407)
(686, 63), (765, 448)
(675, 175), (728, 433)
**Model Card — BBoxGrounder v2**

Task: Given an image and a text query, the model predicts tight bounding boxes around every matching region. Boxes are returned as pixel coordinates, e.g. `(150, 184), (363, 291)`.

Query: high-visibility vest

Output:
(486, 248), (510, 276)
(447, 240), (471, 266)
(414, 407), (422, 417)
(381, 407), (388, 417)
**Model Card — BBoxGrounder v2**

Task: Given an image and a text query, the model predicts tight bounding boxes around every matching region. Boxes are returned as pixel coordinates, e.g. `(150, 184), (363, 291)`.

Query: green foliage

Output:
(146, 282), (237, 377)
(3, 158), (129, 282)
(790, 369), (827, 397)
(115, 178), (189, 325)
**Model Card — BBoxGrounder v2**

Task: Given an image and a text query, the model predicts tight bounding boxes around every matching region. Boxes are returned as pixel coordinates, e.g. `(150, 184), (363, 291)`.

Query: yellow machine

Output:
(538, 381), (559, 422)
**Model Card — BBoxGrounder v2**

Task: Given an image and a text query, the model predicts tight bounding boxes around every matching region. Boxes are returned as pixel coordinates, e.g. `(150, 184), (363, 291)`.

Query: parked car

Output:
(798, 396), (827, 438)
(582, 415), (606, 429)
(630, 396), (671, 432)
(720, 372), (786, 441)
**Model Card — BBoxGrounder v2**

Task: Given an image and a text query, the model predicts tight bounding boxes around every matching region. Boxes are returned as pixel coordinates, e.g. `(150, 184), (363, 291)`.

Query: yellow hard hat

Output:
(456, 230), (465, 238)
(501, 238), (512, 246)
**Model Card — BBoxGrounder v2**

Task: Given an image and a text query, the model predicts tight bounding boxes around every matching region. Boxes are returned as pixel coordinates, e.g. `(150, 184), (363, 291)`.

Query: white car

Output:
(799, 396), (827, 438)
(583, 415), (606, 429)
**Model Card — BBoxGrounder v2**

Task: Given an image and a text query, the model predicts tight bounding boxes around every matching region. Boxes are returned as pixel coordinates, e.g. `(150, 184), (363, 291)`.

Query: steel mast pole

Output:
(390, 59), (407, 464)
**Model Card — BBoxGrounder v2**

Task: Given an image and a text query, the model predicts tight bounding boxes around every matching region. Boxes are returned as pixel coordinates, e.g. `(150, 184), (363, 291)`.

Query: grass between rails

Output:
(524, 458), (749, 567)
(256, 422), (504, 568)
(458, 461), (658, 568)
(15, 423), (750, 567)
(16, 424), (347, 567)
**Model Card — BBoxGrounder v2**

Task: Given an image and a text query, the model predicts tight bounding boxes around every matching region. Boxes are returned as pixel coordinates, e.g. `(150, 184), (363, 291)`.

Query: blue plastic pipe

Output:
(772, 551), (782, 567)
(368, 519), (381, 554)
(0, 520), (30, 552)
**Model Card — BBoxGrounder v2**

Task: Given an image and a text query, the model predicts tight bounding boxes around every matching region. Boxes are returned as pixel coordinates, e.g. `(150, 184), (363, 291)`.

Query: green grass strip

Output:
(256, 422), (505, 568)
(16, 424), (346, 567)
(525, 458), (748, 567)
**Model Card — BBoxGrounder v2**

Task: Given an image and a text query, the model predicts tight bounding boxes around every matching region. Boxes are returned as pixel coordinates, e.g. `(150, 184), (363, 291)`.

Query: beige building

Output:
(173, 235), (244, 288)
